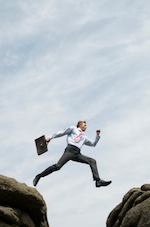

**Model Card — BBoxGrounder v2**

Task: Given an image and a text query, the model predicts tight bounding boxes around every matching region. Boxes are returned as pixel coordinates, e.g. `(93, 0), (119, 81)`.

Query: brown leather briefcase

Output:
(35, 135), (48, 155)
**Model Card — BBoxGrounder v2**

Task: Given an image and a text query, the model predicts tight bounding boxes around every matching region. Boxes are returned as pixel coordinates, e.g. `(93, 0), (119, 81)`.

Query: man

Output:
(33, 120), (111, 188)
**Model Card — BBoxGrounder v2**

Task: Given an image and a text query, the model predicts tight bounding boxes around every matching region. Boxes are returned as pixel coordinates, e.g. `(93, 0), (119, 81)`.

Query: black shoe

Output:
(96, 179), (112, 187)
(33, 175), (41, 186)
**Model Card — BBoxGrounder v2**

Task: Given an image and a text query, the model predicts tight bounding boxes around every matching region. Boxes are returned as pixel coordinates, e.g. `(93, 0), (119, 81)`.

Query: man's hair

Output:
(76, 120), (86, 128)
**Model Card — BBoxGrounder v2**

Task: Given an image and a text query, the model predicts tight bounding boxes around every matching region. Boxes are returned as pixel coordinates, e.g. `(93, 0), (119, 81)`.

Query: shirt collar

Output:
(77, 127), (83, 132)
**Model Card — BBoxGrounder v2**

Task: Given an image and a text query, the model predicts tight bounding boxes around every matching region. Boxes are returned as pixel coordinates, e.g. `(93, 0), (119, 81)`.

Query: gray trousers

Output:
(39, 144), (100, 181)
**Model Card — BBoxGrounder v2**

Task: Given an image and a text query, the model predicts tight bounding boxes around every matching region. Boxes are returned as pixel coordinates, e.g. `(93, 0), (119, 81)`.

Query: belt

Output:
(67, 144), (80, 152)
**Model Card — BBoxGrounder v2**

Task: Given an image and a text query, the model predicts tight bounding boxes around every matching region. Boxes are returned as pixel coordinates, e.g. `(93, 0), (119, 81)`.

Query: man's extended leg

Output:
(33, 148), (74, 186)
(73, 153), (111, 187)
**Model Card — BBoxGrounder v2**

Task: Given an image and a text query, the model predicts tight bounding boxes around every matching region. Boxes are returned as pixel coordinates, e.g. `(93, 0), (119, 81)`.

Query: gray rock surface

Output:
(0, 175), (49, 227)
(107, 184), (150, 227)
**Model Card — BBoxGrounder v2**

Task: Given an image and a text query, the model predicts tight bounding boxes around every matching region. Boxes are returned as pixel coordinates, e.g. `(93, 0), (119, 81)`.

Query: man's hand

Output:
(96, 130), (101, 135)
(45, 136), (51, 143)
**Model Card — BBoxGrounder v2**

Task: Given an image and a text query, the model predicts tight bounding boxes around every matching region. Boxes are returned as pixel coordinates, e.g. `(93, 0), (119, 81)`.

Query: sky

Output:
(0, 0), (150, 226)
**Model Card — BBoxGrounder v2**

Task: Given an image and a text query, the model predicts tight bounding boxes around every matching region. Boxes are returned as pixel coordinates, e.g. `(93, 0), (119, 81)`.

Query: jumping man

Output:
(33, 120), (111, 188)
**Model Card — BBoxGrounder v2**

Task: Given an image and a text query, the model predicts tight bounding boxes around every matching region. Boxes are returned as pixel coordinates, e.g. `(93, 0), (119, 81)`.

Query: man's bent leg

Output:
(73, 153), (100, 180)
(73, 154), (111, 187)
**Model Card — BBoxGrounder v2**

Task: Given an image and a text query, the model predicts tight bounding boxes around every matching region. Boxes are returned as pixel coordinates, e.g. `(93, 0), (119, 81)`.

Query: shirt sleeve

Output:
(84, 135), (100, 147)
(50, 126), (73, 139)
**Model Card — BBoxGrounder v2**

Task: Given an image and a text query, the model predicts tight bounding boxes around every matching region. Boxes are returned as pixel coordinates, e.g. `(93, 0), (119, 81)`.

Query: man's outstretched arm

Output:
(84, 129), (101, 147)
(44, 126), (73, 143)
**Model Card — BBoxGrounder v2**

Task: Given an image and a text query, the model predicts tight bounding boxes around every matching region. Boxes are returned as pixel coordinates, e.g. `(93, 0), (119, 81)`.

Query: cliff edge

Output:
(107, 184), (150, 227)
(0, 175), (49, 227)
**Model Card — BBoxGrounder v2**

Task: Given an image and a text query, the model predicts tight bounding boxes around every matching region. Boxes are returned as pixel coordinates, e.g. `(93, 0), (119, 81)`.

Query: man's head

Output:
(76, 120), (87, 131)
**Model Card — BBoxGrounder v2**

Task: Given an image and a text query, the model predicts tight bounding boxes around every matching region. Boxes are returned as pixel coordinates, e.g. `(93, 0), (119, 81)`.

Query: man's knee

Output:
(53, 163), (61, 170)
(90, 158), (96, 165)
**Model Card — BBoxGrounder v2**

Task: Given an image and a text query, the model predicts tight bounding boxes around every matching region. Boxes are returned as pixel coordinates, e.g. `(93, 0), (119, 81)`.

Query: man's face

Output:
(80, 122), (87, 131)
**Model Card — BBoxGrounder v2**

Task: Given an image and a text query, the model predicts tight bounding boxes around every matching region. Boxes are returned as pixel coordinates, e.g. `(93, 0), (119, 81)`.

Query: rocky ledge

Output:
(0, 175), (49, 227)
(107, 184), (150, 227)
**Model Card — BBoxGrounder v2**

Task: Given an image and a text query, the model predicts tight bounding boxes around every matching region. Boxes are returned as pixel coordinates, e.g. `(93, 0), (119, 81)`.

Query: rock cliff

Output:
(0, 175), (49, 227)
(107, 184), (150, 227)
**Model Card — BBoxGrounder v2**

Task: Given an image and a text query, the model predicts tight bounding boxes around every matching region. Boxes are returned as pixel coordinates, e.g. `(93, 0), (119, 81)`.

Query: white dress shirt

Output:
(50, 126), (100, 149)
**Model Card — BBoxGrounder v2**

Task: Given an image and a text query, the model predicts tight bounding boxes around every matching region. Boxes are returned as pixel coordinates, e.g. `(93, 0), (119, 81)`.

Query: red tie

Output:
(74, 132), (83, 142)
